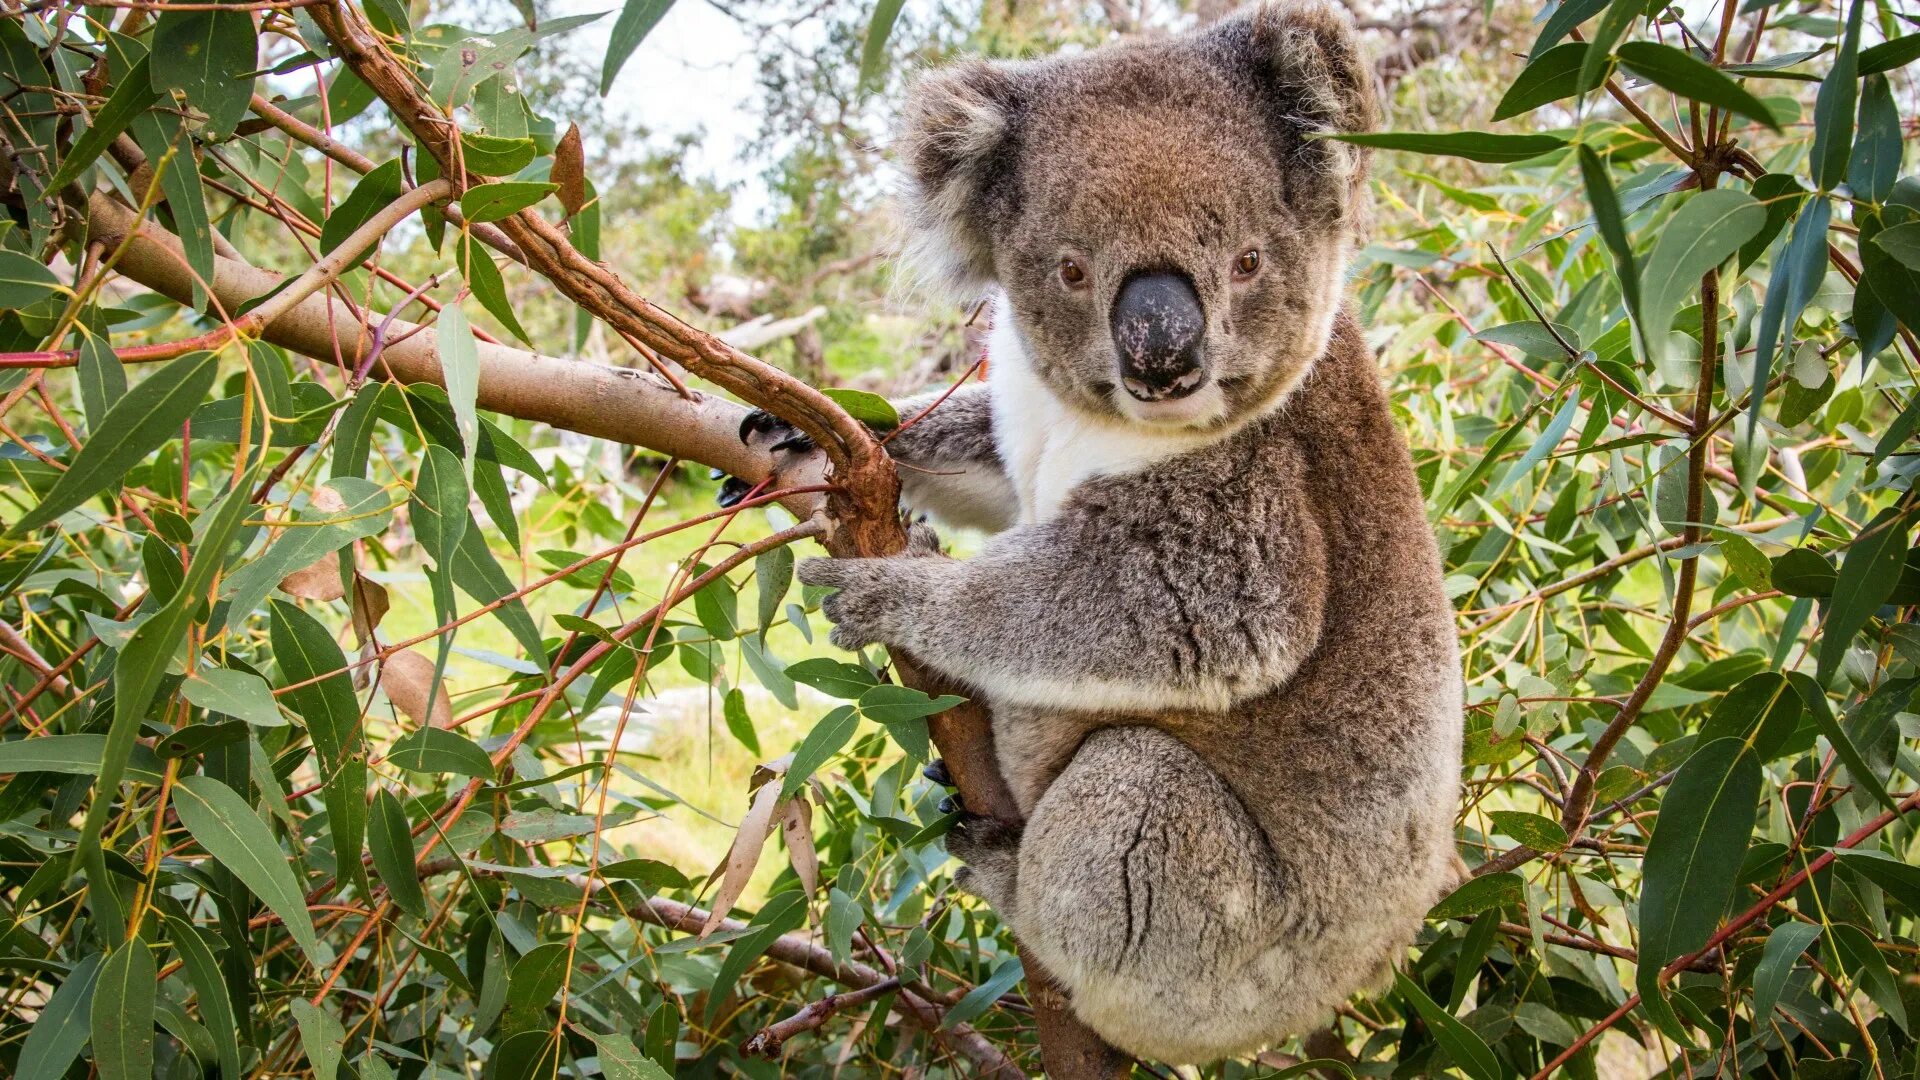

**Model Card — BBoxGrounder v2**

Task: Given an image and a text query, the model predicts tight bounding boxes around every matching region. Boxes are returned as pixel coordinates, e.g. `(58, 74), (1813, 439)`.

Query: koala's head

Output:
(896, 0), (1376, 430)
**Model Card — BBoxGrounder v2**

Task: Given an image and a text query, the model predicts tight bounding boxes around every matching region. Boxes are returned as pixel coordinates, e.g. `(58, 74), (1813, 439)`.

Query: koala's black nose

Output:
(1110, 272), (1207, 401)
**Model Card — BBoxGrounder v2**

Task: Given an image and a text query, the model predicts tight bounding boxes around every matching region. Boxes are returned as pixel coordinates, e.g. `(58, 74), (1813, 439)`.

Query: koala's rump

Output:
(999, 676), (1456, 1061)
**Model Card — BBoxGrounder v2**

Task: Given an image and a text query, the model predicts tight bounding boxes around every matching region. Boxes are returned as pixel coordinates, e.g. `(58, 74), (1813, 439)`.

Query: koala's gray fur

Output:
(795, 1), (1462, 1064)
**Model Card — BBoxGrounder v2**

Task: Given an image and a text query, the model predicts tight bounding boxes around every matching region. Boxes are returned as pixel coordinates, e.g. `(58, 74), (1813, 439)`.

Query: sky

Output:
(556, 0), (776, 222)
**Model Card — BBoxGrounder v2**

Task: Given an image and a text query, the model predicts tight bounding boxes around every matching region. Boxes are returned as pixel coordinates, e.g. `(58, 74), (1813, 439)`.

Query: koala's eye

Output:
(1058, 258), (1087, 288)
(1234, 249), (1262, 278)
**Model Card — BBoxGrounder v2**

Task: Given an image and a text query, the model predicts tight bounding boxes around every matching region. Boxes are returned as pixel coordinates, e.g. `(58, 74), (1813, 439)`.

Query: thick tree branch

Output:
(78, 193), (796, 496)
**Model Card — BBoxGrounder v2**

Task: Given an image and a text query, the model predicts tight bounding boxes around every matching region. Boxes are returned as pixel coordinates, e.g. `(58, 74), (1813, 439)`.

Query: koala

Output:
(785, 1), (1464, 1065)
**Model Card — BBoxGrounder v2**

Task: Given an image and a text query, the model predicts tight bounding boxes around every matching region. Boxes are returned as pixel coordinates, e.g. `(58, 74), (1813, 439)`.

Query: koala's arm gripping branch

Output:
(804, 502), (1328, 715)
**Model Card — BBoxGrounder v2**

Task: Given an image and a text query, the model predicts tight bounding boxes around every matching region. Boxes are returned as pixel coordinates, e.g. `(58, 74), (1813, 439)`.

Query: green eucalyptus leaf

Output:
(8, 351), (218, 536)
(173, 775), (322, 964)
(91, 938), (156, 1080)
(150, 7), (256, 137)
(17, 953), (103, 1080)
(461, 181), (558, 224)
(1638, 737), (1762, 997)
(601, 0), (679, 94)
(1614, 42), (1780, 130)
(389, 726), (495, 779)
(1393, 969), (1506, 1080)
(1327, 131), (1568, 164)
(370, 788), (429, 919)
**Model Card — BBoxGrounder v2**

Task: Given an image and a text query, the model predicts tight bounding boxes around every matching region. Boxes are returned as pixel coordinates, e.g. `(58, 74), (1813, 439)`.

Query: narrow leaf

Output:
(91, 939), (156, 1080)
(44, 55), (158, 191)
(370, 788), (428, 919)
(782, 705), (860, 800)
(289, 999), (345, 1080)
(1750, 921), (1821, 1024)
(461, 181), (558, 224)
(159, 912), (241, 1080)
(859, 0), (908, 89)
(181, 667), (285, 727)
(150, 7), (256, 136)
(1638, 737), (1762, 989)
(1637, 190), (1765, 364)
(17, 953), (103, 1080)
(388, 726), (494, 779)
(1615, 42), (1780, 130)
(1327, 131), (1568, 164)
(1494, 42), (1608, 120)
(173, 775), (321, 964)
(1393, 969), (1506, 1080)
(8, 351), (218, 536)
(268, 600), (369, 895)
(1809, 0), (1865, 190)
(1817, 507), (1910, 682)
(705, 890), (807, 1023)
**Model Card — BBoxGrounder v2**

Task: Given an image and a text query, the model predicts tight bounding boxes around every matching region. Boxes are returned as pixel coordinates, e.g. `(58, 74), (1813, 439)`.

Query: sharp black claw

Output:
(923, 758), (952, 787)
(716, 475), (754, 508)
(771, 433), (816, 455)
(739, 408), (786, 445)
(937, 793), (966, 815)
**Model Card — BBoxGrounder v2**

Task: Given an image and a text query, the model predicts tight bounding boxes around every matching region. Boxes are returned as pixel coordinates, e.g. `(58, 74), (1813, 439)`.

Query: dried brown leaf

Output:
(700, 776), (784, 939)
(350, 572), (390, 646)
(382, 648), (453, 729)
(781, 793), (818, 903)
(279, 558), (344, 601)
(553, 122), (586, 218)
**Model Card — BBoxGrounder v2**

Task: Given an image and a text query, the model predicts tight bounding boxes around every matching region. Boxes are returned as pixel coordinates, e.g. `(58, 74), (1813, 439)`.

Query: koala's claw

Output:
(937, 793), (966, 815)
(714, 474), (757, 509)
(923, 758), (953, 787)
(737, 408), (817, 454)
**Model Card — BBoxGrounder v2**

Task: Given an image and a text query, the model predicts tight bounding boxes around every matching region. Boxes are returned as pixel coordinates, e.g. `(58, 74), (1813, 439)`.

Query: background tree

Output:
(0, 0), (1916, 1077)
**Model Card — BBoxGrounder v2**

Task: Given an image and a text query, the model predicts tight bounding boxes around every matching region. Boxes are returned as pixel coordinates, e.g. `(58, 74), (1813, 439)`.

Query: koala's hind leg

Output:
(1013, 726), (1289, 1063)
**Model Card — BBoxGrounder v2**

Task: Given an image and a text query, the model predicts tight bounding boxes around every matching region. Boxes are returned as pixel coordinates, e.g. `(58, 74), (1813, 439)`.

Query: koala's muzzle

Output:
(1110, 272), (1207, 401)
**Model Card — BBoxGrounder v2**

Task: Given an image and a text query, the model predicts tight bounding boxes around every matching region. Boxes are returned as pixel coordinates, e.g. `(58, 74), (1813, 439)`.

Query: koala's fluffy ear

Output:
(894, 60), (1023, 295)
(1247, 0), (1378, 196)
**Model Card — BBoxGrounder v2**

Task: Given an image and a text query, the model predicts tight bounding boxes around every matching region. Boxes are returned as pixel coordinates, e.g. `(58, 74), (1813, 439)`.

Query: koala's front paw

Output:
(797, 556), (923, 651)
(713, 410), (825, 508)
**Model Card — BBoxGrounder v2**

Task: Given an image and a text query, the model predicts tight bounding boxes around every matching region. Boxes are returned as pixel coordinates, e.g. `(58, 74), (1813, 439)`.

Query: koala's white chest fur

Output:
(986, 296), (1214, 524)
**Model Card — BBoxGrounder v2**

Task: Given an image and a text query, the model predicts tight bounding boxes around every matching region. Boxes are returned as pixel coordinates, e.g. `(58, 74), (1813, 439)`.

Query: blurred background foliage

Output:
(0, 0), (1917, 1076)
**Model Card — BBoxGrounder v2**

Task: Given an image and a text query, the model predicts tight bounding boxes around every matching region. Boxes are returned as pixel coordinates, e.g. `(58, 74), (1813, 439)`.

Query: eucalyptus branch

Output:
(740, 978), (904, 1058)
(1531, 790), (1920, 1079)
(76, 193), (786, 490)
(1559, 268), (1722, 838)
